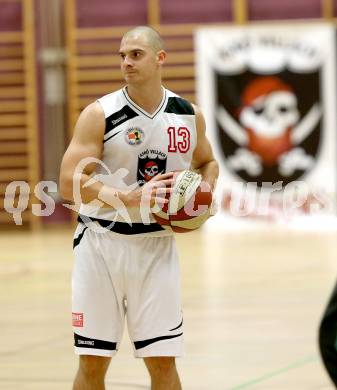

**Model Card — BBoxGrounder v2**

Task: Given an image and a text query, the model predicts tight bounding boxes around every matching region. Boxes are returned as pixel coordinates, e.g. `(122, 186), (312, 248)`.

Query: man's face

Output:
(119, 34), (159, 85)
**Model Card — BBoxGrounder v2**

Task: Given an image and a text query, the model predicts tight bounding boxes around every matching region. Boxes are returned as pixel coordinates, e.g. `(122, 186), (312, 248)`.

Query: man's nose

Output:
(123, 56), (133, 67)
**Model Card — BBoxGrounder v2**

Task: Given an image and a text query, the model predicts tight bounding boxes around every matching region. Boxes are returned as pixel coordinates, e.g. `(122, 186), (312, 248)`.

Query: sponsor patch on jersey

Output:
(72, 312), (84, 327)
(125, 127), (145, 145)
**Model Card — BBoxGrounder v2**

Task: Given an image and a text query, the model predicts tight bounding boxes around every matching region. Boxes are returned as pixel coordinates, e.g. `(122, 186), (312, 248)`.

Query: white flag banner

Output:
(195, 24), (337, 219)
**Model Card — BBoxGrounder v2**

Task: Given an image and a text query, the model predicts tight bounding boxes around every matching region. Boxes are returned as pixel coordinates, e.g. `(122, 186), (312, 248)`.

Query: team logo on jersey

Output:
(137, 149), (167, 185)
(125, 127), (145, 145)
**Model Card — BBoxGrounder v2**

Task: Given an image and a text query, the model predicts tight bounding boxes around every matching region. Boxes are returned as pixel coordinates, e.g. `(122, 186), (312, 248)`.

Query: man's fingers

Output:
(151, 172), (175, 181)
(152, 187), (173, 195)
(160, 179), (175, 186)
(153, 196), (169, 205)
(151, 179), (174, 188)
(148, 196), (169, 208)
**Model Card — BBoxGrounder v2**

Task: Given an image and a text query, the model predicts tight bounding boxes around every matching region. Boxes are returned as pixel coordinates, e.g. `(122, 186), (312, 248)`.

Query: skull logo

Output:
(216, 75), (321, 176)
(239, 77), (299, 165)
(144, 161), (159, 181)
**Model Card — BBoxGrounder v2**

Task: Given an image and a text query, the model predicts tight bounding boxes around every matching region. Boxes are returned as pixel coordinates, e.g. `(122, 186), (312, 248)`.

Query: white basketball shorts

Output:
(72, 223), (184, 358)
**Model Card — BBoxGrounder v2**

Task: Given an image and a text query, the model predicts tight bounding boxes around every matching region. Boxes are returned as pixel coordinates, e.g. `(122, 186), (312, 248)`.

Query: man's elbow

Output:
(212, 159), (220, 177)
(193, 158), (218, 172)
(59, 173), (74, 201)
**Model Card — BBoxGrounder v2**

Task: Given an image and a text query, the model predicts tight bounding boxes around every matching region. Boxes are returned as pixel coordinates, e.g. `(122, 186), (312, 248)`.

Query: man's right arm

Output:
(59, 101), (173, 210)
(59, 101), (115, 207)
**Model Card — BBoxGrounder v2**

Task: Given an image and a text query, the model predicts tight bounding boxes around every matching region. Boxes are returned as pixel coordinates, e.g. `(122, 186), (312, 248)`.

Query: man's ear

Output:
(157, 50), (167, 65)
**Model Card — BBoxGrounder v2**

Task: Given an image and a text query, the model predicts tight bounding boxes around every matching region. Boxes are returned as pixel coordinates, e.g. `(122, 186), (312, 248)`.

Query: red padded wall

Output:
(0, 1), (22, 31)
(160, 0), (232, 24)
(248, 0), (322, 20)
(76, 0), (148, 27)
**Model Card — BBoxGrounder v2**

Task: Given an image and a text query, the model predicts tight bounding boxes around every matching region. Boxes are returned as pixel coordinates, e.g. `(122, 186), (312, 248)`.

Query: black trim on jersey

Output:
(169, 318), (183, 331)
(164, 97), (194, 115)
(73, 226), (88, 249)
(77, 214), (165, 235)
(74, 333), (117, 351)
(104, 130), (123, 144)
(134, 333), (183, 350)
(122, 88), (167, 119)
(104, 105), (139, 136)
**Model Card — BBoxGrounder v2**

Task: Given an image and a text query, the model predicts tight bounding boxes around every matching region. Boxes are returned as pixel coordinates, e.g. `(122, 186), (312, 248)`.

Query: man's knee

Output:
(144, 357), (177, 379)
(78, 355), (111, 378)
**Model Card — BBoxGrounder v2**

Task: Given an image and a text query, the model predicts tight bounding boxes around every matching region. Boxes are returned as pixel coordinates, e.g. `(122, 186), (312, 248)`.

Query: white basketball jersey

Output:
(78, 86), (197, 235)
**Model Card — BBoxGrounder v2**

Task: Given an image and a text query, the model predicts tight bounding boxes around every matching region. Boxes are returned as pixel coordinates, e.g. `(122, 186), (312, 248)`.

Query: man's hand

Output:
(122, 172), (175, 208)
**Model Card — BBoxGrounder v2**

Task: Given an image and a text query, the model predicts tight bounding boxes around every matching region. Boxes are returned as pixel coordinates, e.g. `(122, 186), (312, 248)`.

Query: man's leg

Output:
(319, 280), (337, 387)
(73, 355), (111, 390)
(72, 228), (125, 389)
(144, 357), (182, 390)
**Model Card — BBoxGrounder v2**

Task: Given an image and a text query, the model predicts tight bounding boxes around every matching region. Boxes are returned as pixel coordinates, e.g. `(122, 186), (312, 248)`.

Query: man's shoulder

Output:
(164, 88), (195, 116)
(96, 87), (129, 118)
(97, 88), (124, 105)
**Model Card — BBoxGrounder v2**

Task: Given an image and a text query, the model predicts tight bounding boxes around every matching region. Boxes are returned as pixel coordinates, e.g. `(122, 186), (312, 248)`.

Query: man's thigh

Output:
(125, 235), (184, 358)
(72, 225), (126, 357)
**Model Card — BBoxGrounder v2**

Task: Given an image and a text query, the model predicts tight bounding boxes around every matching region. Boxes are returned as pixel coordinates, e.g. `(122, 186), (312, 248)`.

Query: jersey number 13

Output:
(167, 127), (190, 153)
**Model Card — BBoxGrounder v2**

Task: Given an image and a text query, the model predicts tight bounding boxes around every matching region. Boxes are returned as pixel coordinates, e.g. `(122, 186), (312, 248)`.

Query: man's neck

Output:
(126, 83), (164, 115)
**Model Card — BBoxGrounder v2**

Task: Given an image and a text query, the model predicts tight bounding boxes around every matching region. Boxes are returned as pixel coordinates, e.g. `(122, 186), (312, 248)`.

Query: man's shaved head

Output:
(121, 26), (165, 53)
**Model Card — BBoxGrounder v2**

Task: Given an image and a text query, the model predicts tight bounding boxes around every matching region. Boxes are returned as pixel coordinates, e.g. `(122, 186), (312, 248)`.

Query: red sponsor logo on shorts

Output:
(72, 312), (84, 327)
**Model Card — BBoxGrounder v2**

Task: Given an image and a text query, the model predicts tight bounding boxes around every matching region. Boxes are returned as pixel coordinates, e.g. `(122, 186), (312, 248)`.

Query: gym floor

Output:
(0, 214), (336, 389)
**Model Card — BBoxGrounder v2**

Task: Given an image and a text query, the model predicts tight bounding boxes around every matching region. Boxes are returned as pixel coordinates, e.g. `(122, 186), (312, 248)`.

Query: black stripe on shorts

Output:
(169, 318), (183, 331)
(134, 333), (183, 350)
(73, 226), (88, 249)
(74, 333), (117, 351)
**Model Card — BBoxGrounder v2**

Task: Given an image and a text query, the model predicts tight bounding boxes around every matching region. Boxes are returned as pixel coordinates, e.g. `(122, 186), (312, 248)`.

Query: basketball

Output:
(153, 170), (213, 233)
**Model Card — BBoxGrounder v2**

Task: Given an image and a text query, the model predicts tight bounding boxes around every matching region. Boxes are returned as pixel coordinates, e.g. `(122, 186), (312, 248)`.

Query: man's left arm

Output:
(191, 104), (219, 190)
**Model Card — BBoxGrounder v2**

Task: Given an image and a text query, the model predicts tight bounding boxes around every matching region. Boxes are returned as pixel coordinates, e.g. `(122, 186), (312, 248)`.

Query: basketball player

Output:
(319, 284), (337, 387)
(60, 26), (219, 390)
